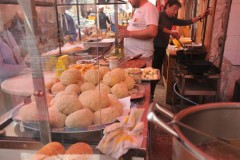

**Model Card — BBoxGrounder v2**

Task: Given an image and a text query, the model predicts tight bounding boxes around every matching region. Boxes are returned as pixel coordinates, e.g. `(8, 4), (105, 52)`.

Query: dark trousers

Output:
(150, 46), (166, 96)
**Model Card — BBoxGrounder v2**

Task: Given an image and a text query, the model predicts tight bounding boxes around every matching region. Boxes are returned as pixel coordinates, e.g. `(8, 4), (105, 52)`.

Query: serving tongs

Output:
(147, 102), (240, 155)
(119, 53), (142, 64)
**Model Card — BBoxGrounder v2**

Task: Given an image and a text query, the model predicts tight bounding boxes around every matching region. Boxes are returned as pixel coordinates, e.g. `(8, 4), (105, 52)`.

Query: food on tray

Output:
(80, 82), (95, 92)
(65, 84), (81, 94)
(42, 43), (86, 56)
(125, 67), (159, 80)
(103, 68), (126, 87)
(48, 106), (67, 128)
(51, 82), (66, 95)
(124, 75), (135, 90)
(142, 67), (159, 80)
(31, 142), (65, 160)
(99, 66), (109, 79)
(120, 59), (146, 68)
(55, 94), (83, 115)
(65, 142), (93, 155)
(76, 59), (96, 65)
(69, 63), (97, 76)
(111, 82), (129, 99)
(79, 90), (110, 112)
(94, 106), (121, 125)
(60, 68), (82, 86)
(83, 69), (99, 85)
(65, 108), (94, 128)
(18, 102), (38, 121)
(95, 83), (111, 94)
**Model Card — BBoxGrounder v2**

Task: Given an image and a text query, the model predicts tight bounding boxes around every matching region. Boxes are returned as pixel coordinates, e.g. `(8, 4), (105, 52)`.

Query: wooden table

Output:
(162, 47), (177, 104)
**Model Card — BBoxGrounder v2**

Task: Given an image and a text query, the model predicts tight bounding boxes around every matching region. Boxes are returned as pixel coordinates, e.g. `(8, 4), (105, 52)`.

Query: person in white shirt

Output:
(118, 0), (159, 58)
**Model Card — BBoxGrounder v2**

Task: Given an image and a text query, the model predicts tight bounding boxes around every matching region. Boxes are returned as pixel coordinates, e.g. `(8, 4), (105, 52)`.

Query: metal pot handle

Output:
(147, 102), (179, 138)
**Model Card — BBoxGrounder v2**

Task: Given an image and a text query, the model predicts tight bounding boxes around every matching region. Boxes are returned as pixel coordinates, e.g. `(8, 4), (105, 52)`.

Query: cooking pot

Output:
(147, 102), (240, 160)
(176, 46), (207, 65)
(186, 60), (213, 74)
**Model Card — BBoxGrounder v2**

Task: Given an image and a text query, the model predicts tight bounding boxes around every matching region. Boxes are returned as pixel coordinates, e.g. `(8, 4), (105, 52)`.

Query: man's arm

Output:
(118, 24), (158, 39)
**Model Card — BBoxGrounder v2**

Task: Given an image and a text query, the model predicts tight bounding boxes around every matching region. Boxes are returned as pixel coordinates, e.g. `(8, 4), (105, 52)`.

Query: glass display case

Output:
(0, 0), (150, 159)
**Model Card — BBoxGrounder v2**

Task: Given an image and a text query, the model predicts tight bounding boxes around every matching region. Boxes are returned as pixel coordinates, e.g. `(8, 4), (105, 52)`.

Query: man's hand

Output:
(200, 9), (211, 19)
(118, 28), (130, 39)
(170, 31), (180, 39)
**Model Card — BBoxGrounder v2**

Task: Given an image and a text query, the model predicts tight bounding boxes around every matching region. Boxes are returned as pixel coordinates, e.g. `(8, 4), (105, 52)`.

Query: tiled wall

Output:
(224, 0), (240, 65)
(210, 0), (240, 101)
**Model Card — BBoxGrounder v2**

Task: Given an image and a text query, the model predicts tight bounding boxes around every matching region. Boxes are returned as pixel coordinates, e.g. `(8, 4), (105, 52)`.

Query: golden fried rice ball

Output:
(79, 90), (110, 112)
(99, 66), (109, 80)
(65, 142), (93, 155)
(111, 68), (126, 81)
(51, 77), (60, 84)
(55, 94), (83, 115)
(48, 106), (67, 128)
(93, 106), (122, 125)
(83, 69), (99, 85)
(51, 82), (66, 95)
(65, 108), (94, 128)
(124, 75), (135, 90)
(60, 68), (81, 85)
(108, 94), (123, 114)
(45, 81), (53, 91)
(80, 82), (95, 93)
(111, 82), (129, 98)
(95, 83), (111, 94)
(103, 71), (121, 87)
(18, 102), (38, 121)
(65, 84), (81, 94)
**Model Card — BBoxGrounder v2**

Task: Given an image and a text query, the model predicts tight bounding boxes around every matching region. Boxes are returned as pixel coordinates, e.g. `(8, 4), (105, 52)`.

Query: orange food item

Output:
(31, 142), (65, 160)
(65, 142), (93, 155)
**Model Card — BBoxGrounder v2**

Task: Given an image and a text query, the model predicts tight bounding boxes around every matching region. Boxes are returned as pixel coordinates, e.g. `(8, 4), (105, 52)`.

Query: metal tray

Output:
(141, 68), (161, 81)
(11, 106), (117, 133)
(129, 84), (145, 100)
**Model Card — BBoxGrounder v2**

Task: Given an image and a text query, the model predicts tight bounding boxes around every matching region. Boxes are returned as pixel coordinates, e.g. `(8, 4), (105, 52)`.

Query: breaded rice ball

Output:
(93, 106), (122, 125)
(18, 102), (38, 121)
(51, 82), (66, 95)
(103, 71), (121, 87)
(111, 68), (126, 81)
(45, 81), (53, 91)
(65, 108), (93, 128)
(48, 106), (67, 128)
(60, 69), (81, 85)
(111, 82), (129, 98)
(83, 69), (99, 85)
(55, 94), (83, 115)
(95, 83), (111, 94)
(108, 94), (123, 114)
(79, 90), (110, 112)
(124, 75), (135, 90)
(99, 66), (109, 80)
(80, 82), (95, 92)
(65, 84), (81, 94)
(51, 77), (60, 84)
(65, 142), (93, 154)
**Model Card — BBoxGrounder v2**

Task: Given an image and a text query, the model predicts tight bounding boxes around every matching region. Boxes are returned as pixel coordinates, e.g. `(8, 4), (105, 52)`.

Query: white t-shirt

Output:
(124, 2), (159, 57)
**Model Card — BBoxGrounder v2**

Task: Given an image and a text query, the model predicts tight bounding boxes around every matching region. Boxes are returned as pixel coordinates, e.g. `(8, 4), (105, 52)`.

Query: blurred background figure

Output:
(0, 4), (28, 114)
(58, 0), (77, 42)
(98, 7), (111, 32)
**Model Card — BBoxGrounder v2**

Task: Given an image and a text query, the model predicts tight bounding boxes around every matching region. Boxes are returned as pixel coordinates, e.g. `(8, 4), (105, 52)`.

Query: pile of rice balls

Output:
(18, 67), (136, 128)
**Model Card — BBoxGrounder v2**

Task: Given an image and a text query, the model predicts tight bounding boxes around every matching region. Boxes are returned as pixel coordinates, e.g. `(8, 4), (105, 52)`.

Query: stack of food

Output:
(30, 142), (94, 160)
(125, 67), (159, 80)
(18, 67), (137, 129)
